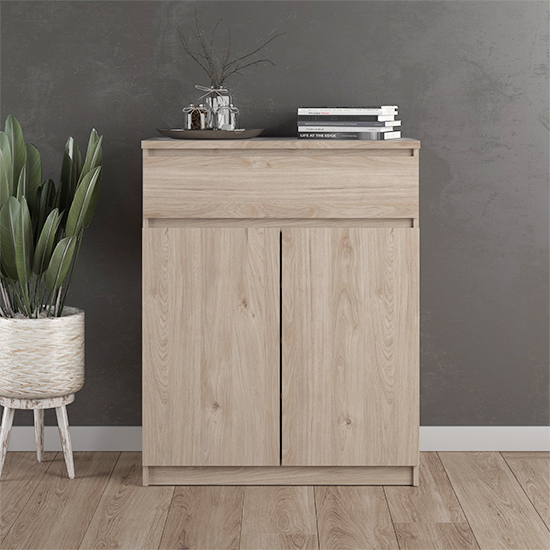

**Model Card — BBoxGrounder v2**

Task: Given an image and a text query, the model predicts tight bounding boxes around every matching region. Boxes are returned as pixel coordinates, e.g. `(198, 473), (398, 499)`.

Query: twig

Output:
(178, 11), (284, 89)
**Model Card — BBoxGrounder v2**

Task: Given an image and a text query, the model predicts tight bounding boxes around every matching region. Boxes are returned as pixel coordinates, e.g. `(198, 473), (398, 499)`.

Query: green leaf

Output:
(45, 235), (76, 291)
(79, 132), (102, 183)
(58, 137), (81, 217)
(33, 208), (61, 275)
(15, 197), (33, 283)
(0, 196), (21, 280)
(0, 163), (10, 210)
(84, 129), (99, 162)
(24, 143), (41, 207)
(66, 166), (101, 237)
(34, 179), (56, 235)
(5, 115), (26, 195)
(0, 132), (13, 206)
(16, 164), (27, 199)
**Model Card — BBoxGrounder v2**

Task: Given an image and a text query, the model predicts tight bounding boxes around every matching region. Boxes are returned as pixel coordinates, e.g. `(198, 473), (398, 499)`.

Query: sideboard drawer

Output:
(143, 148), (419, 219)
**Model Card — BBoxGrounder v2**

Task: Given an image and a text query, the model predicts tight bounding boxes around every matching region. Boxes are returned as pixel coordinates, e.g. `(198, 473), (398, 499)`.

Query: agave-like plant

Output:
(0, 115), (102, 318)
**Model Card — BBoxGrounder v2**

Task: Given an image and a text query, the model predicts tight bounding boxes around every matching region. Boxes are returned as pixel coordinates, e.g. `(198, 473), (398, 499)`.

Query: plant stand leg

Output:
(0, 407), (15, 478)
(55, 405), (74, 479)
(34, 409), (44, 462)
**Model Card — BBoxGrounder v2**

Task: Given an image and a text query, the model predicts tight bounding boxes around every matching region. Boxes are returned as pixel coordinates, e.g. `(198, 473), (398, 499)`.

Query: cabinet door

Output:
(282, 228), (419, 466)
(143, 227), (280, 466)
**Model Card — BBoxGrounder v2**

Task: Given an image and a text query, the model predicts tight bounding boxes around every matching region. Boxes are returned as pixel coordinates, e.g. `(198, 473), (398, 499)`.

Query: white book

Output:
(298, 126), (397, 133)
(297, 120), (401, 127)
(298, 131), (402, 140)
(297, 106), (398, 116)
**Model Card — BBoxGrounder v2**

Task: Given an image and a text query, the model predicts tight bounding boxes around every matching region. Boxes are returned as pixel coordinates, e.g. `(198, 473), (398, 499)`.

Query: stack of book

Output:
(297, 106), (401, 140)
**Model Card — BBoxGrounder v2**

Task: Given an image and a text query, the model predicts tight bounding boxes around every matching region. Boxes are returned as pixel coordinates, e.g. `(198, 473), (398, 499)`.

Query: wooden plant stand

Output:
(0, 394), (75, 479)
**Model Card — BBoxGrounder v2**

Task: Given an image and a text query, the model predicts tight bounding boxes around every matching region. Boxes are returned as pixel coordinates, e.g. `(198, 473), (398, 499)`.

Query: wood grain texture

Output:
(393, 523), (479, 550)
(159, 487), (243, 550)
(240, 486), (318, 550)
(79, 453), (173, 549)
(33, 409), (44, 462)
(502, 452), (550, 459)
(439, 452), (550, 550)
(1, 452), (119, 550)
(142, 137), (421, 150)
(0, 451), (56, 542)
(150, 148), (415, 158)
(315, 486), (398, 549)
(385, 452), (466, 523)
(503, 454), (550, 529)
(143, 227), (279, 466)
(0, 407), (14, 478)
(146, 466), (414, 485)
(143, 150), (419, 219)
(55, 405), (74, 479)
(149, 218), (415, 228)
(282, 228), (419, 466)
(0, 394), (74, 409)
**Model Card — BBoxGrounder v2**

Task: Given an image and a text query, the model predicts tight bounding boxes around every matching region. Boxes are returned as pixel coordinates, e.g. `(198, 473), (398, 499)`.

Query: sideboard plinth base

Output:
(143, 465), (416, 486)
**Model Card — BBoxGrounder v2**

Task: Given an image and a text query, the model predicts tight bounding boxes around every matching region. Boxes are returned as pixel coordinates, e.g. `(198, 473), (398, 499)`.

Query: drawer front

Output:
(143, 149), (419, 219)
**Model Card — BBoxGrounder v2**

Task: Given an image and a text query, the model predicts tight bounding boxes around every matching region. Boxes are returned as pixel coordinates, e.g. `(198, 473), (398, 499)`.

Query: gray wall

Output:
(2, 1), (548, 427)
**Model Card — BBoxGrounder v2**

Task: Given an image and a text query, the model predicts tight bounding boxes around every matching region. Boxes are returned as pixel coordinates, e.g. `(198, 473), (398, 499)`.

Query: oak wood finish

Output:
(240, 486), (318, 550)
(148, 217), (415, 228)
(159, 487), (244, 550)
(145, 465), (415, 485)
(440, 452), (550, 550)
(142, 140), (420, 219)
(315, 486), (398, 549)
(143, 136), (421, 150)
(143, 227), (279, 467)
(502, 453), (550, 528)
(3, 452), (549, 550)
(501, 451), (550, 459)
(385, 452), (466, 523)
(393, 523), (479, 550)
(143, 154), (418, 219)
(0, 451), (56, 542)
(1, 452), (119, 550)
(142, 137), (420, 485)
(79, 453), (173, 550)
(282, 227), (419, 466)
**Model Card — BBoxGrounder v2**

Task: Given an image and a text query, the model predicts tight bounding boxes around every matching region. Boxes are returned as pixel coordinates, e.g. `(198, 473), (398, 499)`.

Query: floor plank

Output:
(501, 452), (550, 459)
(159, 486), (243, 550)
(79, 452), (173, 549)
(1, 452), (119, 550)
(394, 523), (479, 550)
(315, 486), (398, 549)
(385, 452), (465, 523)
(240, 486), (318, 550)
(502, 454), (550, 529)
(0, 452), (57, 542)
(439, 452), (550, 550)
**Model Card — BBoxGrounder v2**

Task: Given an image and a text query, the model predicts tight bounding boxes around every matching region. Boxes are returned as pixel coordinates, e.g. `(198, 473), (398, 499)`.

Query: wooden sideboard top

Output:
(142, 137), (421, 150)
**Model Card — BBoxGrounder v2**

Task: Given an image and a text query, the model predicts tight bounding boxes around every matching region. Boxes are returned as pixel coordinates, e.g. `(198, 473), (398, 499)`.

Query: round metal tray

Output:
(157, 128), (265, 140)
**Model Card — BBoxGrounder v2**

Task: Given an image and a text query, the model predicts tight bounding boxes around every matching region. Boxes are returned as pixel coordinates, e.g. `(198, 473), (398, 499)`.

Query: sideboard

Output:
(142, 137), (420, 486)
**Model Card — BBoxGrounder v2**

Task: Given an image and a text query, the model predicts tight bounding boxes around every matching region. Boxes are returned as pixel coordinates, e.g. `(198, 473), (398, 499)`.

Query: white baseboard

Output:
(5, 426), (549, 452)
(7, 427), (142, 452)
(420, 426), (550, 451)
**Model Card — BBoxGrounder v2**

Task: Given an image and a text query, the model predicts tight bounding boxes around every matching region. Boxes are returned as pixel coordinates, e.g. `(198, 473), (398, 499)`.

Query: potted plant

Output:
(0, 115), (102, 399)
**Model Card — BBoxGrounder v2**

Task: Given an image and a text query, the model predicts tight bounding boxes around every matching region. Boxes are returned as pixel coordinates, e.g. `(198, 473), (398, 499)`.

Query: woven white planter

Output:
(0, 307), (84, 399)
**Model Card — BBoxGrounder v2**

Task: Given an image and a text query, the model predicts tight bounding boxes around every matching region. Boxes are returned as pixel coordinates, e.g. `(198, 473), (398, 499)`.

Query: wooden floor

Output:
(0, 452), (548, 550)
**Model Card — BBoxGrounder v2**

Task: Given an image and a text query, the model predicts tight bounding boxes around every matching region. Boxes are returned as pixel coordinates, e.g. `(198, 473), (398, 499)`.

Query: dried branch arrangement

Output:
(178, 10), (284, 89)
